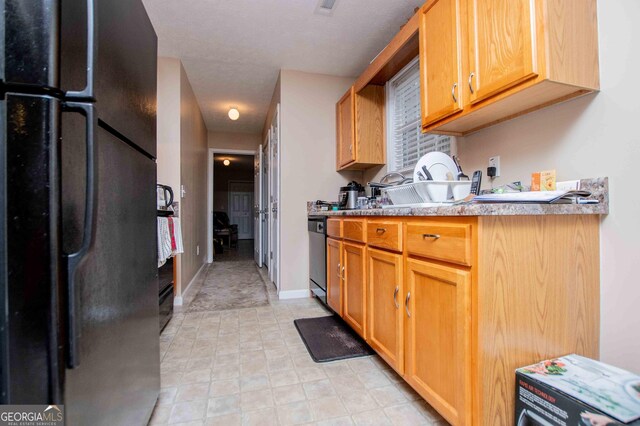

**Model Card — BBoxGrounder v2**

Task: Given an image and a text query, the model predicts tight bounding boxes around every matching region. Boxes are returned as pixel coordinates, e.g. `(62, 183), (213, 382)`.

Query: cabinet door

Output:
(336, 87), (355, 168)
(327, 238), (343, 315)
(405, 258), (471, 426)
(420, 0), (463, 126)
(343, 242), (366, 338)
(467, 0), (538, 105)
(367, 248), (404, 374)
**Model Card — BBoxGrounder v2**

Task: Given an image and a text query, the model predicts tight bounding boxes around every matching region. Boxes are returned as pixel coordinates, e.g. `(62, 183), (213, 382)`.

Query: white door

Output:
(229, 183), (253, 240)
(269, 104), (280, 289)
(254, 147), (263, 266)
(262, 141), (270, 267)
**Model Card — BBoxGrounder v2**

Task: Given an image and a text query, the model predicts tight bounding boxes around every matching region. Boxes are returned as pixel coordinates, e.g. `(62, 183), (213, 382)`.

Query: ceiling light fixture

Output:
(314, 0), (338, 16)
(223, 159), (231, 166)
(228, 107), (240, 121)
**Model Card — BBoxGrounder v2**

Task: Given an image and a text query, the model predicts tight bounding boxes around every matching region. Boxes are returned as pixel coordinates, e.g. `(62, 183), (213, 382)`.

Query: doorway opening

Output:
(206, 106), (279, 294)
(212, 153), (254, 258)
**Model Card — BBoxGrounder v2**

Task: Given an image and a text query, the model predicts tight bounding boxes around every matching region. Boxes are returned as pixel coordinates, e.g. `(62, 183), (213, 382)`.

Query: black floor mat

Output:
(293, 315), (375, 363)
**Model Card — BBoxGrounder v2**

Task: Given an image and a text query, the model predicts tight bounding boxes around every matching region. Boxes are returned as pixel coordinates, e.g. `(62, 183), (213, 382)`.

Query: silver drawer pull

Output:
(341, 266), (345, 281)
(451, 83), (458, 103)
(337, 263), (341, 278)
(393, 286), (399, 309)
(405, 292), (411, 317)
(468, 72), (475, 94)
(376, 228), (386, 234)
(422, 234), (440, 240)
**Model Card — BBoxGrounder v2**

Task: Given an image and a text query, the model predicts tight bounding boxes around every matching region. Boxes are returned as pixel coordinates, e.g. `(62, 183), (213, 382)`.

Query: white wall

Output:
(157, 57), (181, 192)
(179, 64), (209, 292)
(456, 0), (640, 372)
(209, 131), (261, 151)
(156, 57), (208, 299)
(267, 70), (362, 295)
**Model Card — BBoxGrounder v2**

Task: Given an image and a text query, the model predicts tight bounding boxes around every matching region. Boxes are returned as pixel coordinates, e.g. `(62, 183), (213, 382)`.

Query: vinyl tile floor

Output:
(149, 245), (449, 426)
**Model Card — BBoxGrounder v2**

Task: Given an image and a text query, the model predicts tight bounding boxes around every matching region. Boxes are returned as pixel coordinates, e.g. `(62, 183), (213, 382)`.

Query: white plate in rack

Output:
(413, 152), (458, 182)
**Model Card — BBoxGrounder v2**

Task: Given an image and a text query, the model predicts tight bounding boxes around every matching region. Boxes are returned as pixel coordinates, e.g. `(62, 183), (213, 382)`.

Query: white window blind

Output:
(386, 58), (455, 174)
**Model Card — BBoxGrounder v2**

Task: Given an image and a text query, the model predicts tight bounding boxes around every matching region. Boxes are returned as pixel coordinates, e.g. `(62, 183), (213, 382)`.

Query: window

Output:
(386, 58), (456, 174)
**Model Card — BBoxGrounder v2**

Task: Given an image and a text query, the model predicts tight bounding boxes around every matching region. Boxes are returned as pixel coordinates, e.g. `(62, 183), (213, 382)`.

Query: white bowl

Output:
(414, 181), (452, 202)
(450, 181), (472, 201)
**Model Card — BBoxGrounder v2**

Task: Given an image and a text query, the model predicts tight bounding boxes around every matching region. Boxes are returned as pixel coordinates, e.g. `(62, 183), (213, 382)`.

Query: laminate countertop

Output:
(307, 177), (608, 217)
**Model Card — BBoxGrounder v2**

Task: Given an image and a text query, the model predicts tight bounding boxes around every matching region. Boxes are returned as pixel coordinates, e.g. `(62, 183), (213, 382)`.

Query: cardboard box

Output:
(540, 170), (557, 191)
(515, 355), (640, 426)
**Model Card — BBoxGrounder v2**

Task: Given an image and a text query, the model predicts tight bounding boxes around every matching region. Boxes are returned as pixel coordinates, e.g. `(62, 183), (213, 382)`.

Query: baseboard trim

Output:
(278, 289), (310, 300)
(174, 262), (207, 307)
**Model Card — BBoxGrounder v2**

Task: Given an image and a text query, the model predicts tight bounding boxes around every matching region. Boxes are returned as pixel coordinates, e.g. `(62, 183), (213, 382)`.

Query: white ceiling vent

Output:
(314, 0), (339, 16)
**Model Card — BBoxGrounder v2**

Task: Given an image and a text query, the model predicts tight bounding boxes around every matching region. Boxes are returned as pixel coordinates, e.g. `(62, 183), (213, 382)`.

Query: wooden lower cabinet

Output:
(405, 257), (472, 426)
(325, 215), (600, 426)
(343, 242), (366, 337)
(326, 238), (343, 315)
(367, 248), (404, 374)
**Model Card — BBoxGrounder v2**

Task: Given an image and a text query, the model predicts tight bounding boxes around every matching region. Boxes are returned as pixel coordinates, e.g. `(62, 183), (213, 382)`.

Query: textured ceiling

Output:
(142, 0), (423, 133)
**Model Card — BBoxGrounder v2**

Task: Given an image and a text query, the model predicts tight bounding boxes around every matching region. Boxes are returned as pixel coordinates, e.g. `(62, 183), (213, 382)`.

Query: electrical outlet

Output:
(196, 245), (200, 256)
(488, 156), (501, 178)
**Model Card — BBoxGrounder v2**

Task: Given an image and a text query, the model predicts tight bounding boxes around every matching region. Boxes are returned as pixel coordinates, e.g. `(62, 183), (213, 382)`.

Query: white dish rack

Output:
(384, 181), (471, 205)
(384, 183), (423, 205)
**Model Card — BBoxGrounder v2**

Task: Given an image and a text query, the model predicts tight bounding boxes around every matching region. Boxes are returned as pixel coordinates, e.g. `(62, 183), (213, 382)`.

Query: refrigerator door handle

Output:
(65, 0), (96, 100)
(62, 101), (98, 368)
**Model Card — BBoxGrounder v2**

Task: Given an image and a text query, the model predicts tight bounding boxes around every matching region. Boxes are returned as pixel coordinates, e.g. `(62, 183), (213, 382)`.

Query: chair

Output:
(213, 211), (238, 249)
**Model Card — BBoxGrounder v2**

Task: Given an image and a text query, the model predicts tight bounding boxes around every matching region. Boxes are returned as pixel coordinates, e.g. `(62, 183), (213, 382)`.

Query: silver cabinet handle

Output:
(451, 83), (458, 103)
(341, 266), (345, 281)
(376, 228), (386, 234)
(422, 234), (440, 239)
(405, 292), (411, 317)
(349, 144), (353, 155)
(393, 286), (399, 309)
(468, 72), (475, 94)
(337, 263), (341, 278)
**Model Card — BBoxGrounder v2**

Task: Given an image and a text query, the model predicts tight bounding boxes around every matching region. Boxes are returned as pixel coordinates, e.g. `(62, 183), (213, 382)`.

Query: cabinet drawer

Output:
(367, 220), (402, 252)
(327, 219), (342, 238)
(343, 219), (366, 243)
(406, 222), (472, 266)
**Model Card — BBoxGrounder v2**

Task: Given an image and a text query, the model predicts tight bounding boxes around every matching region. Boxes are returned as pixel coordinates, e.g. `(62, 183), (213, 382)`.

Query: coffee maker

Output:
(338, 181), (365, 210)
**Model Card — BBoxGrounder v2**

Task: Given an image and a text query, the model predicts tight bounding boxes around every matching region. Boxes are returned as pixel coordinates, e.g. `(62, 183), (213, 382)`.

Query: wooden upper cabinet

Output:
(337, 88), (355, 168)
(467, 0), (538, 104)
(336, 85), (385, 171)
(421, 0), (599, 135)
(420, 0), (463, 126)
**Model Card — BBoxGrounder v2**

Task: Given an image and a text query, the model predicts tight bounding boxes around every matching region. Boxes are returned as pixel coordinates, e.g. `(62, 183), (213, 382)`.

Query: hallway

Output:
(150, 244), (447, 425)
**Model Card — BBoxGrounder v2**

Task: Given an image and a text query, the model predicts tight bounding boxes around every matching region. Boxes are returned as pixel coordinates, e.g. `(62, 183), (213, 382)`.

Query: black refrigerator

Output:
(0, 1), (160, 424)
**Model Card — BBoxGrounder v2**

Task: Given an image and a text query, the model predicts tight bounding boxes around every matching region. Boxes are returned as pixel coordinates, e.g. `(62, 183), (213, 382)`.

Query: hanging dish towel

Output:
(168, 217), (184, 256)
(157, 217), (172, 267)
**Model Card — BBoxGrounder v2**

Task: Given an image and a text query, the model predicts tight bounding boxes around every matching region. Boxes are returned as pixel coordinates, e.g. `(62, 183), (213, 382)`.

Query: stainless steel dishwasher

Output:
(308, 216), (328, 306)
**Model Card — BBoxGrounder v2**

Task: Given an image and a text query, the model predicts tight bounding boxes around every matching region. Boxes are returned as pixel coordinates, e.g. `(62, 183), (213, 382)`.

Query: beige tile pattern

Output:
(150, 249), (449, 425)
